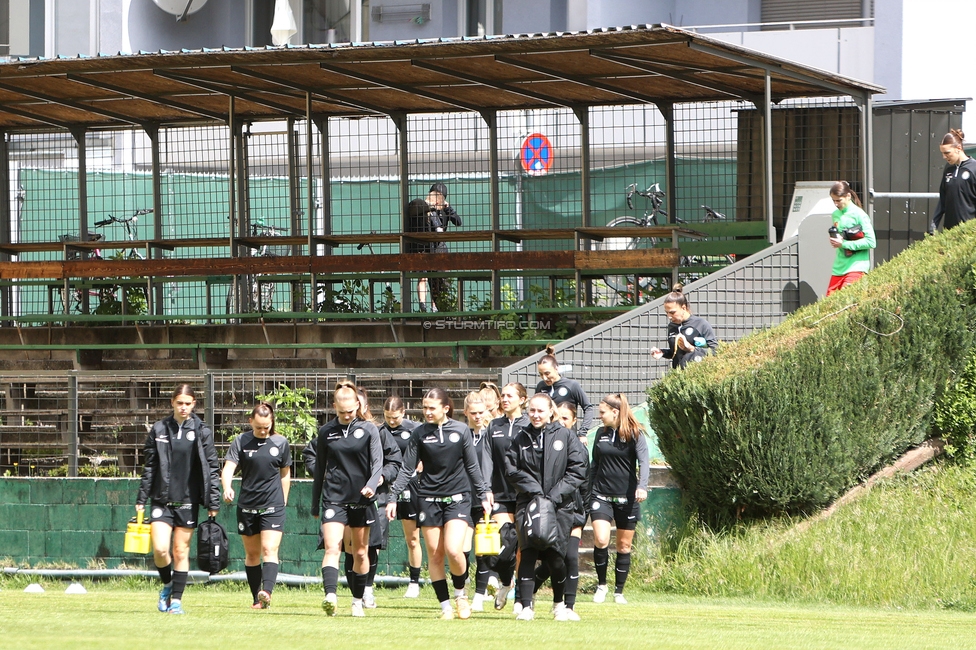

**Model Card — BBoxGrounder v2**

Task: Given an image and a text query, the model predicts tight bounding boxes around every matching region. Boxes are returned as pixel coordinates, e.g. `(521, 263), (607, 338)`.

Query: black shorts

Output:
(491, 500), (517, 515)
(417, 494), (470, 527)
(149, 502), (200, 529)
(236, 506), (286, 536)
(321, 502), (377, 528)
(589, 497), (641, 531)
(396, 486), (421, 522)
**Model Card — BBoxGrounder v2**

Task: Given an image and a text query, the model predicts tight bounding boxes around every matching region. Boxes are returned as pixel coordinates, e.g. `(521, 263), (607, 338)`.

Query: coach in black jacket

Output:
(504, 393), (587, 621)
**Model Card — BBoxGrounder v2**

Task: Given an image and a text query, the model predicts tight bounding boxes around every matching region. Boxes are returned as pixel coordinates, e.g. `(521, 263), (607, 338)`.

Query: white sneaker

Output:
(555, 607), (581, 621)
(494, 585), (511, 610)
(471, 593), (485, 612)
(486, 576), (499, 595)
(593, 585), (608, 603)
(351, 599), (365, 617)
(362, 589), (377, 609)
(455, 595), (471, 620)
(515, 606), (535, 621)
(513, 602), (523, 616)
(552, 602), (566, 619)
(404, 582), (421, 598)
(321, 592), (337, 617)
(614, 593), (628, 605)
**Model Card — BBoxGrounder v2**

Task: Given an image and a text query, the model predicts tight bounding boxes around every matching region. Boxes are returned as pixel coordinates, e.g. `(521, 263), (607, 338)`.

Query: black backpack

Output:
(517, 495), (559, 551)
(196, 516), (229, 574)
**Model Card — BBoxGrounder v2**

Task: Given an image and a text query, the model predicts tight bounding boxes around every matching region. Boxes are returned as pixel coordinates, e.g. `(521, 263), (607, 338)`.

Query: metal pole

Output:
(147, 124), (163, 316)
(312, 112), (329, 311)
(0, 129), (11, 319)
(763, 72), (775, 245)
(68, 374), (78, 478)
(482, 110), (501, 311)
(228, 97), (237, 315)
(574, 105), (591, 308)
(657, 102), (678, 289)
(861, 91), (874, 221)
(394, 112), (410, 313)
(73, 128), (90, 313)
(204, 371), (214, 430)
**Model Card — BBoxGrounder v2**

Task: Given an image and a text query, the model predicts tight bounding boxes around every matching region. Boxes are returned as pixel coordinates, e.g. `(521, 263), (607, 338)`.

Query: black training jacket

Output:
(933, 157), (976, 230)
(390, 417), (489, 501)
(310, 417), (383, 515)
(587, 426), (650, 500)
(534, 378), (595, 431)
(136, 413), (221, 511)
(488, 413), (529, 502)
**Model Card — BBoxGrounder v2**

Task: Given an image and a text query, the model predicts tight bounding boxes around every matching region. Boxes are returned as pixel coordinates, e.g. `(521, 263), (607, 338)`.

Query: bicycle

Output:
(227, 217), (288, 315)
(593, 182), (669, 304)
(56, 232), (103, 314)
(92, 208), (154, 316)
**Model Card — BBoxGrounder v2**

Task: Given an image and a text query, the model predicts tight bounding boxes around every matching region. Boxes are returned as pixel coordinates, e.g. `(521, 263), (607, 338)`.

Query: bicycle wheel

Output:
(593, 217), (657, 302)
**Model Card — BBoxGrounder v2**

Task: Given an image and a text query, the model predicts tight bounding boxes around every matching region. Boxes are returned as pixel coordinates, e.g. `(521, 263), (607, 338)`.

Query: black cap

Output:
(429, 182), (448, 198)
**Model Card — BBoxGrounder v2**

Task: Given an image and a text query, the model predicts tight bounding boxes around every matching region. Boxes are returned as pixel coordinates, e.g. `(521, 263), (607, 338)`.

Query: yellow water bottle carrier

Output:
(124, 510), (151, 554)
(474, 513), (501, 556)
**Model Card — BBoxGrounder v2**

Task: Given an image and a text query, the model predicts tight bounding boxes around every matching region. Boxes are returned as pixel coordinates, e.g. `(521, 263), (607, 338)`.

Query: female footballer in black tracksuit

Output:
(221, 402), (291, 609)
(136, 384), (220, 616)
(504, 393), (588, 621)
(381, 395), (423, 597)
(487, 382), (529, 610)
(535, 345), (595, 432)
(311, 383), (383, 618)
(462, 391), (495, 612)
(589, 393), (649, 605)
(387, 387), (493, 621)
(362, 396), (403, 609)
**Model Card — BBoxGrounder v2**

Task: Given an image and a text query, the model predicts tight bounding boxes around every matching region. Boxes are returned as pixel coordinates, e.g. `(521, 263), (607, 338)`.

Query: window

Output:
(761, 0), (872, 26)
(466, 0), (502, 37)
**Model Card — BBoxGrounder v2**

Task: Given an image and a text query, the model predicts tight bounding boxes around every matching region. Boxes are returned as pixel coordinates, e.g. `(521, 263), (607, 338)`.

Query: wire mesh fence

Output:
(0, 97), (868, 321)
(0, 370), (504, 478)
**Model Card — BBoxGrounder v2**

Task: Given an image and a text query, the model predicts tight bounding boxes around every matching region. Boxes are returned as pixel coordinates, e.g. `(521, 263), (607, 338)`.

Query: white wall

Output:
(899, 0), (976, 135)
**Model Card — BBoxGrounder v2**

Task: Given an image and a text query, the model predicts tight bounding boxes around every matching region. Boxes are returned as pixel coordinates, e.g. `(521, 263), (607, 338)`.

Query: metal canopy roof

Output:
(0, 24), (884, 130)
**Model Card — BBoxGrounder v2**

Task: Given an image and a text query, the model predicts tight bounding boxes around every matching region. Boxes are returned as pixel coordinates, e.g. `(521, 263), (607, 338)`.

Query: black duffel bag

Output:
(517, 495), (559, 551)
(196, 516), (229, 574)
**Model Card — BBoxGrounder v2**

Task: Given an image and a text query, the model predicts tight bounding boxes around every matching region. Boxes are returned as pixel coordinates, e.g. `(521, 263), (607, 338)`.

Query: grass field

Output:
(1, 582), (975, 650)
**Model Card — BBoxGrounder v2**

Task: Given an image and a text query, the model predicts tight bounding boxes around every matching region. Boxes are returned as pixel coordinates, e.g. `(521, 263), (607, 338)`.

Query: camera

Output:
(427, 210), (445, 232)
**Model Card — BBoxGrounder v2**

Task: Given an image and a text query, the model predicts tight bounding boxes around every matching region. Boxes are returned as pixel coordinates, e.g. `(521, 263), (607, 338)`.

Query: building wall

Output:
(126, 0), (246, 52)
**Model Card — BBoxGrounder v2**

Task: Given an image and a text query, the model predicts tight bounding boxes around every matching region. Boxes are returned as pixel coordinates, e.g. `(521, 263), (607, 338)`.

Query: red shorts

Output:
(826, 272), (865, 296)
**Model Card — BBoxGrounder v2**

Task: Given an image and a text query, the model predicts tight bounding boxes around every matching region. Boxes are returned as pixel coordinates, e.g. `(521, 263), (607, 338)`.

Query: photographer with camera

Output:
(405, 183), (462, 313)
(826, 180), (875, 296)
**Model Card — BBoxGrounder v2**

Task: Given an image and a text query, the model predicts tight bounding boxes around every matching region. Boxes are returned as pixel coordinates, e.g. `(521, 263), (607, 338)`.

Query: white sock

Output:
(441, 601), (452, 611)
(364, 586), (373, 596)
(454, 588), (465, 598)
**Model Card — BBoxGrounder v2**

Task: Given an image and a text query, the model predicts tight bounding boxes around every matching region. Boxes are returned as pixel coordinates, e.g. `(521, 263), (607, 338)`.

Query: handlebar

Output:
(701, 205), (727, 221)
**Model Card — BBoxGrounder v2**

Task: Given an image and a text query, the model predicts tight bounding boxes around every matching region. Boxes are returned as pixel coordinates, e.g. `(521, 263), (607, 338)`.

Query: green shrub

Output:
(934, 349), (976, 461)
(648, 222), (976, 525)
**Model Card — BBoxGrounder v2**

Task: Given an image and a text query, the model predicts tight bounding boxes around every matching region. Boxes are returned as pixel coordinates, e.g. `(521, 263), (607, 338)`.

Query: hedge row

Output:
(648, 221), (976, 525)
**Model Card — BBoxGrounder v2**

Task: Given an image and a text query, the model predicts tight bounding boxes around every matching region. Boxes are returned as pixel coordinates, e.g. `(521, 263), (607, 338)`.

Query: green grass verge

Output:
(651, 461), (976, 610)
(2, 584), (976, 649)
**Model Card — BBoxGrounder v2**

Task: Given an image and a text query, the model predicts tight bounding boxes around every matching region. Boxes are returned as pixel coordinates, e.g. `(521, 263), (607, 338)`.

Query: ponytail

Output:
(829, 180), (862, 209)
(942, 128), (965, 148)
(601, 393), (643, 443)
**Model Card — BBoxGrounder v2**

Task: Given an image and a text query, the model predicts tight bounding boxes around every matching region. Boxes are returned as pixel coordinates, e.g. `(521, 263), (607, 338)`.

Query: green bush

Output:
(648, 222), (976, 525)
(934, 349), (976, 461)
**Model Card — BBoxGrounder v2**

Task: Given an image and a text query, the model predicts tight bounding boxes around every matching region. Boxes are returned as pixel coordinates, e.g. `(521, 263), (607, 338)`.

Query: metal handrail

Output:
(680, 18), (874, 33)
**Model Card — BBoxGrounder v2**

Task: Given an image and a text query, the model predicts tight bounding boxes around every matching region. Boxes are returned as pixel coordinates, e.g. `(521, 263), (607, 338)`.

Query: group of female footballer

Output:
(136, 346), (650, 621)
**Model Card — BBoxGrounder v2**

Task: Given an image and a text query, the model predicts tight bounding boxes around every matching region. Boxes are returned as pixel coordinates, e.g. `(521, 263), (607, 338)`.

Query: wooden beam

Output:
(0, 248), (680, 280)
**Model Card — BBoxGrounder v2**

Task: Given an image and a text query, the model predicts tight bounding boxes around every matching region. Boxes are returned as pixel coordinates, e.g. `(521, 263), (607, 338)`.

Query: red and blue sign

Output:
(520, 133), (553, 175)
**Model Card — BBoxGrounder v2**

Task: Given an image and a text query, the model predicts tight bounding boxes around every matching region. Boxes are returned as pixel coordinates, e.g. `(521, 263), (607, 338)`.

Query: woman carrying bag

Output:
(504, 393), (588, 621)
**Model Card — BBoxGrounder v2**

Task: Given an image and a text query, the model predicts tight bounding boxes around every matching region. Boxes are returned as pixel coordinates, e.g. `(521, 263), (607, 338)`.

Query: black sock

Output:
(534, 562), (550, 594)
(564, 538), (580, 609)
(497, 557), (515, 587)
(156, 563), (172, 586)
(322, 566), (339, 596)
(614, 552), (632, 594)
(244, 564), (262, 601)
(262, 561), (279, 595)
(475, 556), (491, 595)
(518, 575), (535, 608)
(409, 565), (422, 584)
(593, 546), (610, 586)
(351, 572), (368, 599)
(171, 570), (188, 601)
(344, 552), (354, 592)
(431, 578), (450, 604)
(367, 547), (379, 588)
(451, 571), (467, 591)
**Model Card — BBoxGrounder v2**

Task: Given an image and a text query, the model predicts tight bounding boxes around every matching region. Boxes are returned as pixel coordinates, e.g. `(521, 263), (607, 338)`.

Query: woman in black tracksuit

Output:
(462, 391), (495, 612)
(381, 395), (423, 597)
(589, 393), (649, 605)
(535, 345), (595, 432)
(136, 384), (220, 615)
(220, 402), (291, 609)
(504, 393), (588, 621)
(311, 383), (383, 618)
(386, 387), (493, 621)
(487, 382), (528, 610)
